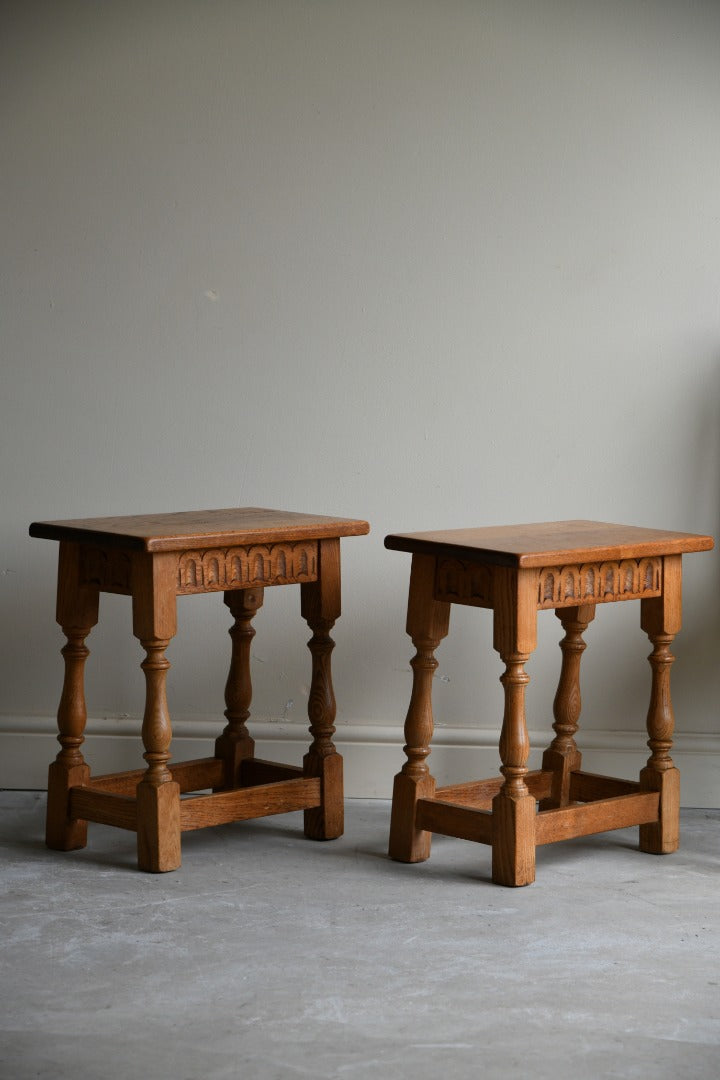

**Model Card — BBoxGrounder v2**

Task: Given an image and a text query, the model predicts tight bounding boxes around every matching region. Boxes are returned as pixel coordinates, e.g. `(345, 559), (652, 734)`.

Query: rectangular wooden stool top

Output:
(30, 507), (370, 551)
(385, 519), (713, 567)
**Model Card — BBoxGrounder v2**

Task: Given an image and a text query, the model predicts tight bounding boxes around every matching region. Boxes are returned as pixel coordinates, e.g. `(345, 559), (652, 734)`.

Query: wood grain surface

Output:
(31, 507), (370, 551)
(385, 519), (713, 567)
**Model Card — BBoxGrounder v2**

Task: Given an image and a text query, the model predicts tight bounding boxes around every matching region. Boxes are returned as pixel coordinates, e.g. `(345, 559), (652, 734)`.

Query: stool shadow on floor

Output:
(0, 791), (326, 873)
(5, 793), (716, 882)
(357, 827), (682, 887)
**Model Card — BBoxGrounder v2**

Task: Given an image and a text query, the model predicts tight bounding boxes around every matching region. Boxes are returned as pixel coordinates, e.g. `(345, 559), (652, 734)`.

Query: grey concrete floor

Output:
(1, 793), (718, 1080)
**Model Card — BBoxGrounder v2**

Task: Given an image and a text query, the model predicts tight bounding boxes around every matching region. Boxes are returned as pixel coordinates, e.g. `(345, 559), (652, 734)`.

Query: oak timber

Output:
(33, 506), (368, 872)
(386, 519), (713, 886)
(30, 507), (369, 552)
(385, 519), (713, 568)
(179, 778), (321, 831)
(416, 799), (493, 844)
(535, 792), (660, 845)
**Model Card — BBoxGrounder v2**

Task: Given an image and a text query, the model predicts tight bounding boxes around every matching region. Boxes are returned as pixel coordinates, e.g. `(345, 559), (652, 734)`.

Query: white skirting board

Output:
(1, 715), (718, 807)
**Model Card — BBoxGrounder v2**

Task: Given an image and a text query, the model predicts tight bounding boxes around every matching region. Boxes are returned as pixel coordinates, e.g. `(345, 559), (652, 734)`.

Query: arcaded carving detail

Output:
(538, 558), (662, 608)
(435, 559), (493, 608)
(177, 542), (318, 593)
(79, 547), (132, 594)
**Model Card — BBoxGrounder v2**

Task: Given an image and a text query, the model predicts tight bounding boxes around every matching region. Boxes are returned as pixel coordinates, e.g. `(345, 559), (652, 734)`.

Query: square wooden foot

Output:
(491, 792), (536, 886)
(46, 760), (90, 851)
(136, 780), (182, 872)
(388, 772), (436, 863)
(639, 766), (680, 854)
(303, 752), (343, 840)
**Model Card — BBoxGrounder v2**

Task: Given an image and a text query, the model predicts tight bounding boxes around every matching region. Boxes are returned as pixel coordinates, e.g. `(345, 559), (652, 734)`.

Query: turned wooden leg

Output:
(135, 637), (180, 871)
(491, 568), (537, 886)
(540, 604), (595, 809)
(389, 554), (450, 863)
(46, 543), (99, 851)
(132, 554), (181, 872)
(639, 557), (682, 854)
(301, 539), (343, 840)
(214, 588), (264, 789)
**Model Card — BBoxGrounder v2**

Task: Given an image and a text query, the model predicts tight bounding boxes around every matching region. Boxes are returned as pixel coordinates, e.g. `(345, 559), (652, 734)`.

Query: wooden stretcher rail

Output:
(415, 785), (660, 850)
(569, 771), (642, 802)
(239, 758), (305, 786)
(535, 792), (659, 845)
(179, 777), (322, 832)
(70, 788), (138, 831)
(89, 757), (225, 796)
(416, 798), (494, 844)
(436, 769), (553, 807)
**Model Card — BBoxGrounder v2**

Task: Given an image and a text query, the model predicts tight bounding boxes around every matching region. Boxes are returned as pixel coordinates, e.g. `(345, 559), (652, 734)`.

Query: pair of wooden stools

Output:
(30, 509), (713, 886)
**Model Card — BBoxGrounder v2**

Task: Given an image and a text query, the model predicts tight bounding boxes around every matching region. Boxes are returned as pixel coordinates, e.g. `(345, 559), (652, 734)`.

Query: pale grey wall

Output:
(2, 2), (719, 782)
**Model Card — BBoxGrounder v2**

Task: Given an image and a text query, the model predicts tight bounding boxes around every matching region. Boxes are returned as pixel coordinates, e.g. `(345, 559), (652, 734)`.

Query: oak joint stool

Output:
(385, 521), (713, 887)
(30, 508), (369, 872)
